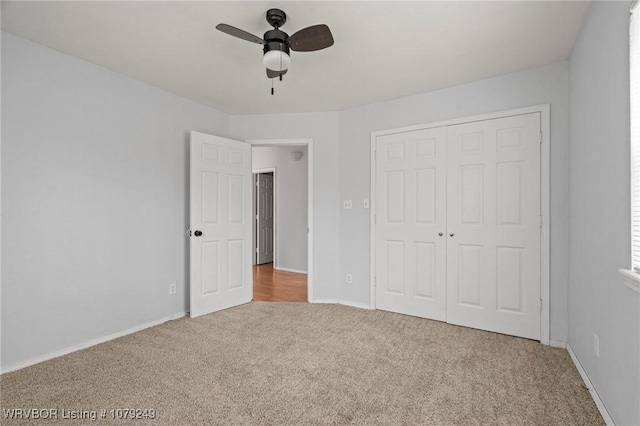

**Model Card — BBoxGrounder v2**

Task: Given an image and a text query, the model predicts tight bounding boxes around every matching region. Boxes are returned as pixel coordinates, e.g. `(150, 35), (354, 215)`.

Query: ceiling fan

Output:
(216, 8), (334, 87)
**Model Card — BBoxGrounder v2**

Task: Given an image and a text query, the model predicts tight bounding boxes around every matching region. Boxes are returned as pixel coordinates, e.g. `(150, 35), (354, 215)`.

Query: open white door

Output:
(190, 131), (252, 318)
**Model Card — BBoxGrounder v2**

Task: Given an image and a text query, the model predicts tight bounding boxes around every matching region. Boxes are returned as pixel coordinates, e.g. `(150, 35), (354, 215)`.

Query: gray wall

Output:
(337, 62), (570, 341)
(228, 113), (341, 301)
(568, 2), (640, 424)
(1, 33), (231, 369)
(252, 146), (308, 273)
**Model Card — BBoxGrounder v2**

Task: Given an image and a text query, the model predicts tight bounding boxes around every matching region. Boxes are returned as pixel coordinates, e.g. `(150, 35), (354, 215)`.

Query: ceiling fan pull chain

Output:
(271, 78), (274, 95)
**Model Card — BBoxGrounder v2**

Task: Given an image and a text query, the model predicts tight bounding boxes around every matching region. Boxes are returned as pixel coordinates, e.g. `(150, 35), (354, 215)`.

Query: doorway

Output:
(251, 143), (311, 302)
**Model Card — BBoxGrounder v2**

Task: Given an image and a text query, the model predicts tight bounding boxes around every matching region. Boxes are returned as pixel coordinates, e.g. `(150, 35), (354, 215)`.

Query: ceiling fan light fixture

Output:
(263, 49), (290, 72)
(216, 7), (334, 83)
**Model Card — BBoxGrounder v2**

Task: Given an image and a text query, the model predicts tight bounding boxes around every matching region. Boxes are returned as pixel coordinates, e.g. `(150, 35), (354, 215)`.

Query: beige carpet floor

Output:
(1, 302), (603, 425)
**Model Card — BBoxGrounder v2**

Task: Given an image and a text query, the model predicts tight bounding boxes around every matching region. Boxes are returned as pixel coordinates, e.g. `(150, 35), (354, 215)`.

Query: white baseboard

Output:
(1, 312), (186, 374)
(311, 299), (372, 310)
(566, 344), (615, 426)
(311, 298), (339, 304)
(549, 339), (567, 348)
(338, 300), (373, 310)
(274, 266), (307, 274)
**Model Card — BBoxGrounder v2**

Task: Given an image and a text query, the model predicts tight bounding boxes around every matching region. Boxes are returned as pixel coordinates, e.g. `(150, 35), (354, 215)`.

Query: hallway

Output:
(253, 263), (307, 302)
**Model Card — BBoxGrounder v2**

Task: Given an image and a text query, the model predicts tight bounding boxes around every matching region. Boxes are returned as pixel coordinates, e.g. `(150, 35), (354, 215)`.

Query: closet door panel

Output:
(445, 113), (541, 340)
(375, 127), (447, 321)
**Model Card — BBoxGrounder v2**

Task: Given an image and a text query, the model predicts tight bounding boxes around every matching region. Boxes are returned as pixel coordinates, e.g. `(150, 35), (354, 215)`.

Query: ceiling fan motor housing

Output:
(266, 8), (286, 28)
(263, 29), (290, 71)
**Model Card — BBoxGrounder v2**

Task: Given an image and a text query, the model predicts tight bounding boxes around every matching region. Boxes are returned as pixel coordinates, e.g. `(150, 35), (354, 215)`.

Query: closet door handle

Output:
(449, 233), (455, 237)
(438, 232), (444, 236)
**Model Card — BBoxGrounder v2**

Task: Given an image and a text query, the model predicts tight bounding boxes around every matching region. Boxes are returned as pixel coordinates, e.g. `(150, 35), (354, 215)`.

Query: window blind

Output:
(631, 1), (640, 272)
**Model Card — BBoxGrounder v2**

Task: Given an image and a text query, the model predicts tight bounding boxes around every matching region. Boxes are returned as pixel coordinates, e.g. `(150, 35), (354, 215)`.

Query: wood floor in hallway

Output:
(253, 263), (307, 302)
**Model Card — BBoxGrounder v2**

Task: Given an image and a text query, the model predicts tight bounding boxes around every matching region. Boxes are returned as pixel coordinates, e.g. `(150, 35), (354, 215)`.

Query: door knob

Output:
(449, 233), (455, 237)
(194, 230), (203, 237)
(438, 232), (443, 236)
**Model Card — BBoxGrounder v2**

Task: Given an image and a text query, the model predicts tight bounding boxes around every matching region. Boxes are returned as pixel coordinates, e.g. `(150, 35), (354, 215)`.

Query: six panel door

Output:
(445, 113), (541, 339)
(257, 173), (274, 264)
(190, 131), (253, 318)
(375, 127), (448, 321)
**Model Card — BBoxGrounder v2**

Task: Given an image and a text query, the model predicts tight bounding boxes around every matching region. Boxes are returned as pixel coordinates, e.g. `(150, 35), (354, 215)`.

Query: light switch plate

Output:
(363, 199), (370, 209)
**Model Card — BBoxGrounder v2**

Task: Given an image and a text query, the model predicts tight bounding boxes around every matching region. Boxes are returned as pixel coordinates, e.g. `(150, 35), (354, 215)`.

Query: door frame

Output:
(369, 104), (551, 344)
(253, 168), (277, 267)
(247, 138), (314, 302)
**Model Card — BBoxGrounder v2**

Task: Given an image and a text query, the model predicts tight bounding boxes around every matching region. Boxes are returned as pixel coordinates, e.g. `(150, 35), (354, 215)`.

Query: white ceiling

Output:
(1, 1), (590, 115)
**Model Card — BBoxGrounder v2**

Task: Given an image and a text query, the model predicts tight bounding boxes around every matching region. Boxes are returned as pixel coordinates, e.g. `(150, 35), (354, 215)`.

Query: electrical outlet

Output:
(345, 273), (352, 284)
(593, 334), (600, 357)
(343, 200), (353, 210)
(363, 199), (370, 209)
(169, 283), (177, 295)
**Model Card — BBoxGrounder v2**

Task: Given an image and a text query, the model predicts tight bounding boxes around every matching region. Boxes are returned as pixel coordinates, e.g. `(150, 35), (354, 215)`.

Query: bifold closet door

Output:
(375, 127), (447, 321)
(445, 113), (541, 340)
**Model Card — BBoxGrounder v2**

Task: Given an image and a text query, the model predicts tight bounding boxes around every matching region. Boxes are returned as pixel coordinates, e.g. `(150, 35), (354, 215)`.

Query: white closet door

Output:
(445, 113), (541, 340)
(375, 127), (447, 321)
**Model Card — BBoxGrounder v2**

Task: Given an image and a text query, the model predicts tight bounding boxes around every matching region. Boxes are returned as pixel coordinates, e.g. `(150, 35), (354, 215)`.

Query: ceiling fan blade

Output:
(216, 23), (264, 45)
(266, 68), (288, 79)
(287, 24), (334, 52)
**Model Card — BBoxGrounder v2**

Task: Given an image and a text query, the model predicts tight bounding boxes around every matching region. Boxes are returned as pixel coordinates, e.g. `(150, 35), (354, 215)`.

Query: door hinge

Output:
(373, 213), (377, 224)
(256, 180), (259, 187)
(539, 299), (543, 312)
(256, 247), (259, 254)
(539, 132), (543, 144)
(374, 151), (377, 161)
(539, 215), (543, 228)
(374, 277), (377, 287)
(256, 214), (259, 220)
